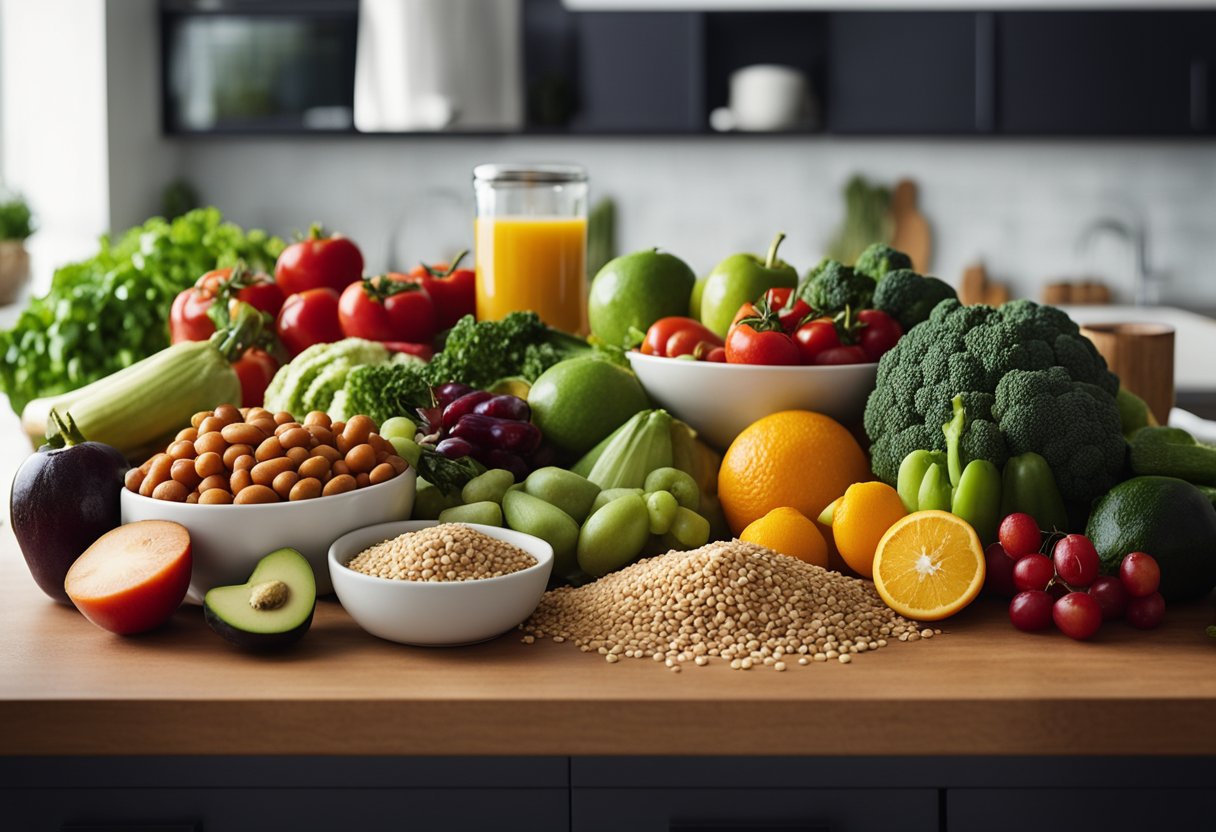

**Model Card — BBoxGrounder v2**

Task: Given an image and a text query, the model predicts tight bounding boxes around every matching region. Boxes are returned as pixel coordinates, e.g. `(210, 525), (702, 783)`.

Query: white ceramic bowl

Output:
(627, 351), (878, 450)
(120, 469), (416, 603)
(328, 521), (554, 647)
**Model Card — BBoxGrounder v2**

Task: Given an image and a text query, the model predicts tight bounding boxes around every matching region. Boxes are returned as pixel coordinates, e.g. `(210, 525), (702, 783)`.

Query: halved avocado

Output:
(203, 548), (316, 651)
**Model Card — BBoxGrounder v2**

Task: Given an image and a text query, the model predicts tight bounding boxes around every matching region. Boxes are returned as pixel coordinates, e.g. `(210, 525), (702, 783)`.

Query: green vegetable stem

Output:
(1000, 452), (1069, 534)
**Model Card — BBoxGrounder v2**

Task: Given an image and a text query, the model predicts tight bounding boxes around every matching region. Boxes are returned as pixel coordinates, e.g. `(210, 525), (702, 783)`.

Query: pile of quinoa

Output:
(523, 539), (930, 671)
(346, 523), (536, 582)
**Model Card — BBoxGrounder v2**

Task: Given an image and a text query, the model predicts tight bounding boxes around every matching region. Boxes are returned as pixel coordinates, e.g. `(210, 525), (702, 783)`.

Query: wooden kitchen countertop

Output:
(3, 525), (1215, 758)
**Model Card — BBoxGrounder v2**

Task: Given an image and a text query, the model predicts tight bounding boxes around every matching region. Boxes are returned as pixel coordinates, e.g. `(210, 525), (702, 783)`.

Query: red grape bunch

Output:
(985, 512), (1165, 641)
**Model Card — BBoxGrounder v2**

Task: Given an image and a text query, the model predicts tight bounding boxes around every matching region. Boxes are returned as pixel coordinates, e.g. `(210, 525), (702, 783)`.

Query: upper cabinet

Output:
(996, 12), (1215, 135)
(826, 13), (982, 134)
(159, 1), (1216, 137)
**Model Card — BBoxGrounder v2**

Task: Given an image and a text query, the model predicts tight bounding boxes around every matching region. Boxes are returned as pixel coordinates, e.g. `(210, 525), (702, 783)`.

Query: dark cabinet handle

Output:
(62, 825), (199, 832)
(1191, 58), (1208, 132)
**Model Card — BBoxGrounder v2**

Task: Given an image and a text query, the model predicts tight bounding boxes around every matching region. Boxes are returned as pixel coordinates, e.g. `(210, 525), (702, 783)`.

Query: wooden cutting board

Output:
(890, 179), (932, 273)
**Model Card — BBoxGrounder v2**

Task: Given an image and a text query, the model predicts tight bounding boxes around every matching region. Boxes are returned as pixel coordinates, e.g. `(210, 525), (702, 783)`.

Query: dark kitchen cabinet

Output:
(568, 12), (705, 133)
(159, 2), (1216, 137)
(996, 12), (1216, 135)
(827, 13), (985, 134)
(947, 788), (1216, 832)
(572, 788), (938, 832)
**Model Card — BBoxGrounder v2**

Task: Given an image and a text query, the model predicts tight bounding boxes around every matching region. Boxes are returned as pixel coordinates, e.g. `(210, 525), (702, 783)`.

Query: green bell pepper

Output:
(897, 449), (947, 512)
(952, 459), (1002, 545)
(1129, 426), (1216, 487)
(1000, 451), (1068, 533)
(917, 462), (953, 511)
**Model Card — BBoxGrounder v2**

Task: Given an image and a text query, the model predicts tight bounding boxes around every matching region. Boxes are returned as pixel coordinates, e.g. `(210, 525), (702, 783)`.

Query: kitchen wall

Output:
(177, 135), (1216, 307)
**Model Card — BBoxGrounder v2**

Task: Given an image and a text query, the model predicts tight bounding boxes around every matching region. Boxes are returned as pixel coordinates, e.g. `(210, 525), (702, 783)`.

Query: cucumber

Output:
(46, 340), (241, 460)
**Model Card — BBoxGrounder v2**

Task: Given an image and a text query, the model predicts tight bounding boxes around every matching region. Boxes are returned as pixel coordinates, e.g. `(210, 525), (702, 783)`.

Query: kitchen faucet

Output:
(1076, 217), (1159, 307)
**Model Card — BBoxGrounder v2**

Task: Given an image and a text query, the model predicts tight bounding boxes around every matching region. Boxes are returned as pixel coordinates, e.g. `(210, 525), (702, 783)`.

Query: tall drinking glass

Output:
(473, 164), (588, 334)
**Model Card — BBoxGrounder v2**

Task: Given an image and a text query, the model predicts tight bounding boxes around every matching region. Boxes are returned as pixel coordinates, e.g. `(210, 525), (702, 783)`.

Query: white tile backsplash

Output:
(178, 136), (1216, 307)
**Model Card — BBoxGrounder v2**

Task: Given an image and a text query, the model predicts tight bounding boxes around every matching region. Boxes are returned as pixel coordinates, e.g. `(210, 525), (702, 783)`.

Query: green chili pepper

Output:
(1000, 452), (1068, 533)
(917, 463), (953, 511)
(952, 459), (1002, 544)
(897, 449), (947, 512)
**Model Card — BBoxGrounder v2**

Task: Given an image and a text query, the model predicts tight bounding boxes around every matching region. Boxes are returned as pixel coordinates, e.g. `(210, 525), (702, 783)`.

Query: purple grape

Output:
(435, 436), (477, 459)
(484, 449), (529, 482)
(473, 394), (531, 422)
(442, 391), (494, 431)
(450, 414), (542, 455)
(434, 382), (476, 409)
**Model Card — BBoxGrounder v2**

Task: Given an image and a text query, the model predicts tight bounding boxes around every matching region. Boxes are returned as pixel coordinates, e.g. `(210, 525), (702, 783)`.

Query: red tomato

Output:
(407, 251), (476, 330)
(170, 266), (284, 344)
(641, 317), (723, 358)
(231, 348), (279, 408)
(169, 282), (217, 343)
(338, 276), (437, 344)
(815, 345), (870, 365)
(793, 319), (841, 364)
(704, 346), (726, 363)
(765, 287), (795, 308)
(274, 225), (364, 296)
(275, 288), (344, 356)
(857, 309), (904, 361)
(725, 304), (801, 365)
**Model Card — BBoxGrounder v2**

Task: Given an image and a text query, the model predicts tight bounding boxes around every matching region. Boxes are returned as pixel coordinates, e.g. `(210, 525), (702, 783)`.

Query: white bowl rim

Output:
(626, 350), (877, 371)
(329, 520), (554, 589)
(120, 467), (414, 512)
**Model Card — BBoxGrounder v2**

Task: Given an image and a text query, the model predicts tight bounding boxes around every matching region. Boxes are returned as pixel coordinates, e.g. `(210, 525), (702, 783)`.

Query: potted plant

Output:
(0, 194), (33, 305)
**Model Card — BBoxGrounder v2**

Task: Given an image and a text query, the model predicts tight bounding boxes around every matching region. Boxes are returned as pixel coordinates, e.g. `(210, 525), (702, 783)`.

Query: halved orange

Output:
(872, 510), (986, 621)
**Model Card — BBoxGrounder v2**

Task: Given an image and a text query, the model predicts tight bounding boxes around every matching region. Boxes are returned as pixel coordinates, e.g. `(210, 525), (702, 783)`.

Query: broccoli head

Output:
(864, 299), (1123, 502)
(339, 360), (432, 425)
(426, 311), (590, 389)
(796, 259), (874, 314)
(872, 269), (959, 331)
(993, 367), (1126, 502)
(854, 244), (913, 281)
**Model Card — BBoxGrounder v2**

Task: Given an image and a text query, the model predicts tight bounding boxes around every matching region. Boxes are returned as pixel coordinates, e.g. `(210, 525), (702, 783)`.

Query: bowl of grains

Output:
(329, 521), (554, 646)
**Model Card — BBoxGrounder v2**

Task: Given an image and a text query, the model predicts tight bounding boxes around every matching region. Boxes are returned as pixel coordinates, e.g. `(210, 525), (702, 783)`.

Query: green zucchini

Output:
(39, 339), (240, 460)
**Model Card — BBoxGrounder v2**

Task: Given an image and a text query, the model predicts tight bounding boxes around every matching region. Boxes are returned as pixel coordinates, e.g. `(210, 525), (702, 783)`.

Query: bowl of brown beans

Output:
(120, 404), (416, 602)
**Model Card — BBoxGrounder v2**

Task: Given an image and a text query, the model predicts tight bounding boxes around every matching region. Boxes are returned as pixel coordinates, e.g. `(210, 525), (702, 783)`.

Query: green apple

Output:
(588, 249), (696, 348)
(699, 233), (798, 338)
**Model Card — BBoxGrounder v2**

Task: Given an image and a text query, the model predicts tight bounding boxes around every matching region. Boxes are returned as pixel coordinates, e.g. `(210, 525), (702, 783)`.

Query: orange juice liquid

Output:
(474, 216), (587, 334)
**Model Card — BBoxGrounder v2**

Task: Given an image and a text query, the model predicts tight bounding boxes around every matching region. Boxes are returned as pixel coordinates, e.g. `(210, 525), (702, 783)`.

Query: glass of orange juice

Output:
(473, 164), (588, 334)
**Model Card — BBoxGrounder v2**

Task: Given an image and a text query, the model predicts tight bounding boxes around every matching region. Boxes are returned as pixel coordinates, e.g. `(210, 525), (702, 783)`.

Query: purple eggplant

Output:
(10, 420), (128, 604)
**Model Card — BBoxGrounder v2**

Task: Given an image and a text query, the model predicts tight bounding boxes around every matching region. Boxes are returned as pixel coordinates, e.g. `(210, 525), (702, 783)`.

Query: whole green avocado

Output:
(1086, 476), (1216, 602)
(588, 249), (696, 348)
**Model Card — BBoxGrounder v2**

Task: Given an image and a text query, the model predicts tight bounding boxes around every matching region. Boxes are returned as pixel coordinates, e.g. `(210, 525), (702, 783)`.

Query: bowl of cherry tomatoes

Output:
(626, 289), (902, 449)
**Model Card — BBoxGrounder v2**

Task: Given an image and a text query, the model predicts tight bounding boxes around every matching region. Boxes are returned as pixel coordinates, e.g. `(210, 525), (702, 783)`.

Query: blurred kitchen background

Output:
(1, 0), (1214, 411)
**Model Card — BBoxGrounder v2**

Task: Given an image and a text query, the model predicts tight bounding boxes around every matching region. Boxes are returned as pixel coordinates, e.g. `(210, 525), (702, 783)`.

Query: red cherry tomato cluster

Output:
(274, 237), (475, 359)
(985, 513), (1166, 641)
(641, 317), (726, 361)
(721, 288), (903, 367)
(170, 226), (474, 405)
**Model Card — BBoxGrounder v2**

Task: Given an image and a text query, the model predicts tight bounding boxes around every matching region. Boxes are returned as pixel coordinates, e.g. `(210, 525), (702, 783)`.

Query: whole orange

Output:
(832, 481), (907, 579)
(739, 507), (829, 568)
(718, 410), (871, 536)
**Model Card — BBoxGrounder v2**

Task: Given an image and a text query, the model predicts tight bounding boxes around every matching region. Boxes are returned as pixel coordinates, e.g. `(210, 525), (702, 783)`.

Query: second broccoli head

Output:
(863, 299), (1126, 503)
(796, 259), (874, 314)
